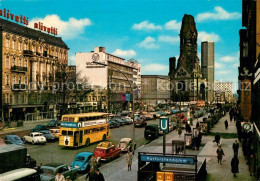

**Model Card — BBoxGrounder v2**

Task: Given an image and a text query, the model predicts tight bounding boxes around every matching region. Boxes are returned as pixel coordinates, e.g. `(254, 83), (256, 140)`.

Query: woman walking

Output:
(231, 155), (239, 177)
(216, 146), (225, 165)
(126, 151), (133, 171)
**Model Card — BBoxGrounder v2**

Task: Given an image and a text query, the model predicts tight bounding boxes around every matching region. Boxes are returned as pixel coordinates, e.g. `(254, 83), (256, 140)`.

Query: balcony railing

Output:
(12, 84), (27, 91)
(23, 50), (33, 57)
(11, 65), (27, 73)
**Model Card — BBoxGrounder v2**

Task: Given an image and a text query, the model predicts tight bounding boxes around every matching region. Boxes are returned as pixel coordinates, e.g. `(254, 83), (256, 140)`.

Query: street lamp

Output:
(93, 61), (135, 143)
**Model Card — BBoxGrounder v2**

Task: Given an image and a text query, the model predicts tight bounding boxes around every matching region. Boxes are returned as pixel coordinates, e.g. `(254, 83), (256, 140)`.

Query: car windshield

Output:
(119, 141), (128, 148)
(41, 168), (54, 176)
(35, 134), (43, 137)
(75, 156), (85, 161)
(41, 130), (51, 134)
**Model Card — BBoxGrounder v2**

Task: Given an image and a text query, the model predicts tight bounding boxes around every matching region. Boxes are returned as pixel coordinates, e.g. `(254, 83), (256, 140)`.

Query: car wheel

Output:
(23, 138), (26, 142)
(32, 141), (35, 145)
(85, 138), (90, 147)
(102, 135), (106, 141)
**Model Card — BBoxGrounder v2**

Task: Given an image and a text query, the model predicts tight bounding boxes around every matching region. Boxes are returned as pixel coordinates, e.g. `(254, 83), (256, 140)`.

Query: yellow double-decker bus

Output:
(59, 112), (110, 147)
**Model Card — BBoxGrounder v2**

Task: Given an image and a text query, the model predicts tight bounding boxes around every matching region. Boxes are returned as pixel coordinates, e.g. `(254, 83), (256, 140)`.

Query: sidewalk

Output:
(77, 114), (257, 181)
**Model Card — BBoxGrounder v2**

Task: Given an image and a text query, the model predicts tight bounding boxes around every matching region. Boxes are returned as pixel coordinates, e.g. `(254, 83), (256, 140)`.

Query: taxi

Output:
(94, 141), (121, 162)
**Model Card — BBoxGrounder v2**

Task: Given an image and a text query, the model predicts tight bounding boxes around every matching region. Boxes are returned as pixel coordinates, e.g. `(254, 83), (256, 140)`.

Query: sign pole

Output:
(163, 131), (166, 166)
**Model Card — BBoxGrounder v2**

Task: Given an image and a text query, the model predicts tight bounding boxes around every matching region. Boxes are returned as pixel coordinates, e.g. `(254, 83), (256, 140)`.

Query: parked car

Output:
(3, 135), (24, 146)
(47, 119), (60, 127)
(40, 163), (77, 181)
(182, 117), (188, 123)
(38, 130), (55, 142)
(49, 129), (60, 139)
(144, 124), (159, 140)
(31, 125), (49, 132)
(134, 119), (147, 127)
(23, 132), (46, 145)
(94, 141), (121, 161)
(113, 118), (125, 126)
(118, 138), (136, 153)
(144, 113), (153, 120)
(108, 120), (117, 128)
(121, 118), (132, 125)
(70, 152), (93, 173)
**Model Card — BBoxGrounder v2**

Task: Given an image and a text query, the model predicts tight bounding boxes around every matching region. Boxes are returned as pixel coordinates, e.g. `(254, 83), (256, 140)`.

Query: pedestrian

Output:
(196, 121), (200, 129)
(216, 146), (225, 164)
(248, 154), (256, 176)
(185, 123), (189, 133)
(95, 168), (105, 181)
(231, 155), (239, 177)
(229, 109), (233, 122)
(55, 173), (65, 181)
(178, 127), (182, 138)
(85, 168), (96, 181)
(90, 155), (98, 171)
(232, 140), (239, 156)
(214, 133), (221, 146)
(194, 136), (200, 150)
(126, 150), (133, 171)
(224, 120), (228, 129)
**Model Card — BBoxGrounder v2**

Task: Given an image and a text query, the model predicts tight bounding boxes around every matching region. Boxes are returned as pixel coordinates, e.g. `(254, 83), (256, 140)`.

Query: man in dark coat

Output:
(232, 140), (239, 156)
(95, 169), (105, 181)
(229, 109), (233, 122)
(216, 146), (225, 164)
(224, 120), (228, 129)
(85, 169), (96, 181)
(215, 133), (220, 146)
(231, 155), (239, 177)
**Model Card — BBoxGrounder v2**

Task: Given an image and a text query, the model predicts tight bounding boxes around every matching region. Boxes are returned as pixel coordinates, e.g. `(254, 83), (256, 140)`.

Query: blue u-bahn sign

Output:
(159, 117), (169, 132)
(140, 155), (195, 165)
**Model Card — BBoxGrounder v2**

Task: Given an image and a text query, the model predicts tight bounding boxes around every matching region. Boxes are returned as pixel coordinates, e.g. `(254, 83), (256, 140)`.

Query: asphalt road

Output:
(26, 115), (177, 178)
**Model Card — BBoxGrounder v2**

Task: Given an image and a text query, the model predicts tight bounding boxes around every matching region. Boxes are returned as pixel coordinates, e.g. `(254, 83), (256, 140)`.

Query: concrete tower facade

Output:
(201, 41), (215, 103)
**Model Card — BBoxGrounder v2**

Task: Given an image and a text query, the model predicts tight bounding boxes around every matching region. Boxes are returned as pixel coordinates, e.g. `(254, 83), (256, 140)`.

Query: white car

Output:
(23, 132), (46, 145)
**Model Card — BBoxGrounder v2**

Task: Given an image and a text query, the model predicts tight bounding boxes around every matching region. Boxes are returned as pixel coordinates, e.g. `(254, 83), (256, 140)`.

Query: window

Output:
(84, 129), (91, 135)
(6, 56), (9, 68)
(24, 43), (27, 50)
(12, 56), (15, 65)
(5, 94), (9, 104)
(18, 42), (21, 50)
(100, 127), (106, 131)
(68, 131), (73, 135)
(10, 94), (12, 104)
(92, 128), (99, 133)
(25, 76), (28, 85)
(62, 130), (67, 135)
(24, 59), (27, 67)
(19, 57), (22, 66)
(6, 39), (9, 48)
(12, 40), (16, 49)
(18, 76), (22, 84)
(5, 74), (9, 85)
(12, 76), (16, 84)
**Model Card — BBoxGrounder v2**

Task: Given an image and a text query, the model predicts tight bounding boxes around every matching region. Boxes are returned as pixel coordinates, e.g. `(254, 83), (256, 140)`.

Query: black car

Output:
(108, 120), (119, 128)
(31, 125), (49, 132)
(38, 130), (55, 142)
(121, 118), (132, 125)
(144, 124), (159, 140)
(47, 119), (60, 127)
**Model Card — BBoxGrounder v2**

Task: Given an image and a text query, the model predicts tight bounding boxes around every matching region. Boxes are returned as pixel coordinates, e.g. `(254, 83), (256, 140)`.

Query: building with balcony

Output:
(213, 81), (233, 103)
(76, 47), (140, 112)
(0, 17), (69, 123)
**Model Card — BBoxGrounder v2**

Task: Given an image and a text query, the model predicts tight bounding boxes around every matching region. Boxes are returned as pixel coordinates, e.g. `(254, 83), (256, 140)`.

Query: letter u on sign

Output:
(160, 118), (169, 132)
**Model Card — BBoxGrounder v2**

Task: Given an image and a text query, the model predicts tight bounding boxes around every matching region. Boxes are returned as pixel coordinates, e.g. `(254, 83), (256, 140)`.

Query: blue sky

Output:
(2, 0), (241, 91)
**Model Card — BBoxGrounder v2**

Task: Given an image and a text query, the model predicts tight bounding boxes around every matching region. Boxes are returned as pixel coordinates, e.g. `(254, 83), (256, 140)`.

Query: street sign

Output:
(159, 117), (169, 132)
(140, 155), (195, 165)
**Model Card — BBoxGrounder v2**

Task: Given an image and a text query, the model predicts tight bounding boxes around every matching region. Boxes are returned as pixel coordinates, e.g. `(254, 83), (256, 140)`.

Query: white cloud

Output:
(158, 35), (179, 44)
(196, 6), (241, 22)
(198, 31), (220, 43)
(216, 70), (229, 75)
(139, 36), (159, 49)
(215, 62), (222, 69)
(142, 63), (168, 73)
(220, 56), (235, 62)
(30, 14), (92, 40)
(132, 21), (162, 31)
(233, 63), (239, 67)
(112, 49), (136, 57)
(164, 20), (181, 31)
(69, 55), (76, 65)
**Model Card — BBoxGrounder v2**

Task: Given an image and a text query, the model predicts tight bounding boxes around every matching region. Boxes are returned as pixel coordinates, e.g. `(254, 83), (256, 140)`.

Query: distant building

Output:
(76, 47), (141, 112)
(201, 41), (215, 103)
(214, 81), (233, 103)
(141, 75), (170, 106)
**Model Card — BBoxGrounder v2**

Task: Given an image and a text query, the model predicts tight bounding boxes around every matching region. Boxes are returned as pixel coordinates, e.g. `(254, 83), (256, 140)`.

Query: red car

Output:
(94, 142), (121, 162)
(182, 117), (188, 123)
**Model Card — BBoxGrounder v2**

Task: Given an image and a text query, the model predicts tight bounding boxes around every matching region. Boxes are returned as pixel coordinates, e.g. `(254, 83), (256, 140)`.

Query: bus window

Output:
(62, 130), (67, 135)
(69, 117), (75, 121)
(100, 127), (106, 131)
(63, 117), (68, 121)
(84, 129), (91, 135)
(68, 131), (73, 136)
(92, 128), (99, 133)
(79, 118), (84, 122)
